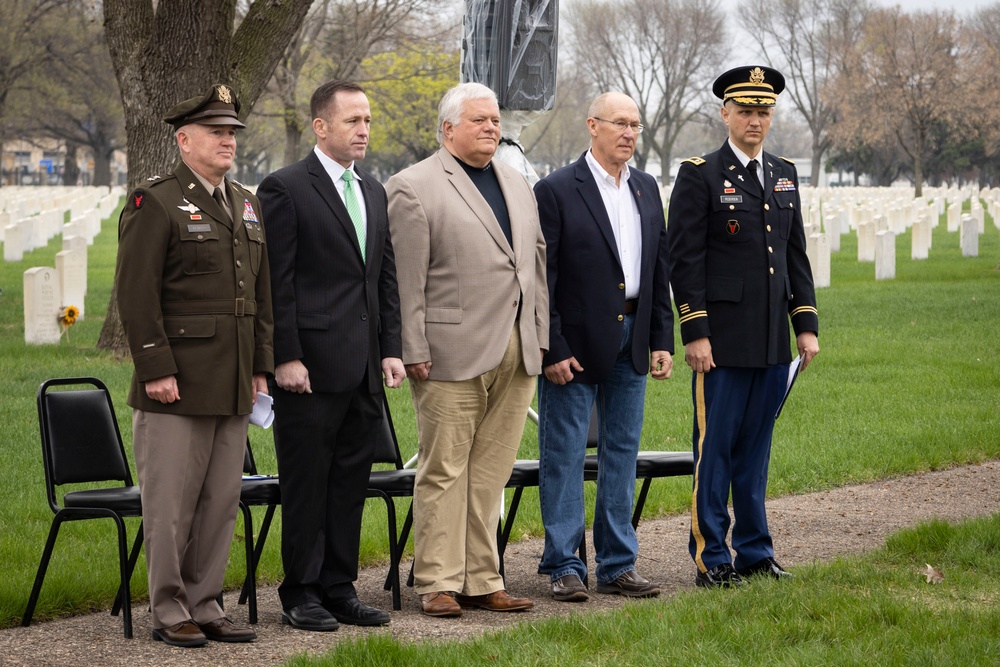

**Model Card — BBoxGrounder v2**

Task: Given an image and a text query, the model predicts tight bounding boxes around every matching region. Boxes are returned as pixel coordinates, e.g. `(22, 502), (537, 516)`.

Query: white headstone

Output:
(24, 267), (62, 345)
(857, 221), (876, 262)
(947, 203), (961, 232)
(808, 232), (831, 288)
(911, 216), (929, 260)
(960, 214), (978, 257)
(4, 224), (24, 261)
(0, 210), (8, 243)
(875, 230), (896, 280)
(56, 249), (87, 318)
(824, 211), (841, 252)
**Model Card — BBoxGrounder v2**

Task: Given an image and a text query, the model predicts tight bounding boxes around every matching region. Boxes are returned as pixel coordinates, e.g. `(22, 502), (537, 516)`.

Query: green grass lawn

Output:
(0, 195), (997, 638)
(295, 514), (1000, 666)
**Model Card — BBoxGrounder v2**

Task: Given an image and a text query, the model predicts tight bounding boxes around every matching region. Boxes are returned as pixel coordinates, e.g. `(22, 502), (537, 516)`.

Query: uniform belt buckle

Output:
(234, 298), (245, 316)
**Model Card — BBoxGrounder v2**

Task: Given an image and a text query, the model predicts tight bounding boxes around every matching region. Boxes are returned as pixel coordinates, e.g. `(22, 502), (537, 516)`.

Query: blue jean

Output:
(538, 314), (648, 585)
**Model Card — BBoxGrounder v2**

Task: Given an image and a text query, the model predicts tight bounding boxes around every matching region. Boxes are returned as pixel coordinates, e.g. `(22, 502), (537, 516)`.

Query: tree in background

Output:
(567, 0), (725, 182)
(826, 7), (966, 196)
(99, 0), (316, 353)
(742, 0), (869, 187)
(363, 46), (460, 178)
(23, 4), (124, 187)
(0, 0), (81, 187)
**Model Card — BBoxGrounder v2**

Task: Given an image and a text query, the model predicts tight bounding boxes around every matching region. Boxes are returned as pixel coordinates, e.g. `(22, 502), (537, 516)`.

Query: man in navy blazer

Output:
(257, 81), (404, 631)
(533, 92), (673, 602)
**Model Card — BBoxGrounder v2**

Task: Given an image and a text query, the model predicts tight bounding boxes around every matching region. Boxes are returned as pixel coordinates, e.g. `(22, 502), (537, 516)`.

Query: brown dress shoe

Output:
(151, 620), (208, 648)
(552, 574), (590, 602)
(595, 569), (661, 597)
(456, 589), (534, 612)
(420, 591), (463, 617)
(199, 616), (257, 643)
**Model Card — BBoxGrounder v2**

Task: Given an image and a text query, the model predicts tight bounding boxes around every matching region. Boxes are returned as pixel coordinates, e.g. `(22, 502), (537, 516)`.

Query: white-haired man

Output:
(386, 82), (548, 617)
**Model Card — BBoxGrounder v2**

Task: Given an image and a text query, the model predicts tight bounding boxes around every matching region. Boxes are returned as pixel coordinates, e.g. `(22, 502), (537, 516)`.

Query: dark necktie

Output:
(212, 187), (230, 220)
(747, 159), (763, 193)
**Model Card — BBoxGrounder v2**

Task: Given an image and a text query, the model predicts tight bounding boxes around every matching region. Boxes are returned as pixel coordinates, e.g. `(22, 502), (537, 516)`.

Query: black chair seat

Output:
(506, 459), (539, 487)
(368, 468), (416, 497)
(635, 451), (694, 477)
(240, 476), (281, 505)
(63, 487), (142, 514)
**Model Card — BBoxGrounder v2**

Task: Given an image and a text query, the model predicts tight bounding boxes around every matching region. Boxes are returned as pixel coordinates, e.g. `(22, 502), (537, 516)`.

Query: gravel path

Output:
(3, 461), (998, 667)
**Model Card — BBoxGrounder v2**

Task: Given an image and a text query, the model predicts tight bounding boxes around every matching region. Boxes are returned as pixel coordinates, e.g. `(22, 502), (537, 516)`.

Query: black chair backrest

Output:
(371, 393), (404, 469)
(38, 378), (131, 511)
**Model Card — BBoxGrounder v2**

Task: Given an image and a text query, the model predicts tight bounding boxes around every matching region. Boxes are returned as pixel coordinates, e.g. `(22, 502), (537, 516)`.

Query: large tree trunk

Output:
(98, 0), (315, 353)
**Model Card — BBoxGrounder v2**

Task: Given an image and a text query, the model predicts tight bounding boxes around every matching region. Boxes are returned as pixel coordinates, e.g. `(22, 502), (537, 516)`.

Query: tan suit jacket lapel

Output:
(438, 149), (516, 263)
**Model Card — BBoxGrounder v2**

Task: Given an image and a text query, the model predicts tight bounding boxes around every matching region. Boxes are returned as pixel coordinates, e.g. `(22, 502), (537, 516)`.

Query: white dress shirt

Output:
(585, 149), (642, 300)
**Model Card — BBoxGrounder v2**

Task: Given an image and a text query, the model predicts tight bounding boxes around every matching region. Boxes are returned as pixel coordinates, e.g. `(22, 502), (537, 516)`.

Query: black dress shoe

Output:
(281, 602), (339, 631)
(695, 563), (745, 588)
(737, 557), (792, 579)
(323, 597), (390, 626)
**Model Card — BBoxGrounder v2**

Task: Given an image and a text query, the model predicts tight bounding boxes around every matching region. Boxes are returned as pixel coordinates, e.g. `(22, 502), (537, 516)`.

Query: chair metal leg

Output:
(110, 515), (134, 638)
(237, 502), (257, 624)
(239, 504), (275, 607)
(112, 522), (143, 617)
(383, 497), (401, 611)
(22, 516), (65, 628)
(632, 479), (652, 529)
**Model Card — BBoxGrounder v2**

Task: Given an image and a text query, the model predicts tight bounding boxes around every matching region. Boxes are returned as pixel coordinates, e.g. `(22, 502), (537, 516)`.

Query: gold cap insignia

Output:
(217, 85), (232, 104)
(749, 67), (765, 85)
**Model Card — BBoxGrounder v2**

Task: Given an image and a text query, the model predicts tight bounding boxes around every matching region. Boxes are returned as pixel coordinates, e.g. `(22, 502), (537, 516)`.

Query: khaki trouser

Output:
(410, 328), (536, 596)
(133, 410), (248, 629)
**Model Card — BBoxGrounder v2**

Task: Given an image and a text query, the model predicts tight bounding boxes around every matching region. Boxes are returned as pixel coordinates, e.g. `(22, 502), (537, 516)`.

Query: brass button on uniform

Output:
(236, 260), (242, 268)
(766, 224), (772, 232)
(233, 239), (239, 246)
(768, 246), (773, 253)
(764, 203), (770, 211)
(238, 280), (245, 288)
(178, 328), (186, 335)
(729, 204), (735, 210)
(197, 234), (204, 240)
(789, 202), (795, 208)
(769, 267), (774, 275)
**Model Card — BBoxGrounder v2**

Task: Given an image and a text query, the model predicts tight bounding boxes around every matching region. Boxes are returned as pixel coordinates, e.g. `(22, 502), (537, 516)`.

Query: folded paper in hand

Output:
(250, 391), (274, 428)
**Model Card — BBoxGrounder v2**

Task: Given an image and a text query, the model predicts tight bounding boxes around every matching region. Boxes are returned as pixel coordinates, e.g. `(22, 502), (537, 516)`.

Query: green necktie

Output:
(342, 170), (366, 262)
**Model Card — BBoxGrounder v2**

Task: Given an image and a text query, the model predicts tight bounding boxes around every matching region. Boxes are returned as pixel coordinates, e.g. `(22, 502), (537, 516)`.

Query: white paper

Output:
(775, 356), (802, 419)
(249, 391), (274, 428)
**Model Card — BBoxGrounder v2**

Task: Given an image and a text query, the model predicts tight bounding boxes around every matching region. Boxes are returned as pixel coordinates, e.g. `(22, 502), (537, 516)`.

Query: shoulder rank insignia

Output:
(779, 156), (795, 165)
(146, 175), (162, 182)
(682, 156), (706, 166)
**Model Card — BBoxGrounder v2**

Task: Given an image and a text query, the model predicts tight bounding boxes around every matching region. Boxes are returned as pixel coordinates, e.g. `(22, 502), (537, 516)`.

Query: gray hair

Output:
(437, 82), (498, 145)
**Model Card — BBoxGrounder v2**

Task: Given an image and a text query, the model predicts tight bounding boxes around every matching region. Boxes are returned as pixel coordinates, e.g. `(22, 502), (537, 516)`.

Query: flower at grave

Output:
(58, 305), (79, 341)
(59, 305), (80, 328)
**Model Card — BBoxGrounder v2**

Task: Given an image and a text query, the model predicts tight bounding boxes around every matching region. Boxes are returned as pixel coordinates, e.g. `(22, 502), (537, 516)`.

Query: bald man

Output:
(533, 92), (674, 602)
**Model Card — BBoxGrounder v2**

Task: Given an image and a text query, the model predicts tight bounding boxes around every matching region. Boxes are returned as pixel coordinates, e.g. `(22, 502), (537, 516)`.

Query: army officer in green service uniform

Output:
(115, 84), (274, 648)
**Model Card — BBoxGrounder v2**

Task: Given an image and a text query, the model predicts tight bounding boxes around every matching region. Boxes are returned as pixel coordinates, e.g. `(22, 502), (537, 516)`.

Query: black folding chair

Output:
(236, 438), (280, 624)
(23, 377), (144, 639)
(366, 393), (416, 611)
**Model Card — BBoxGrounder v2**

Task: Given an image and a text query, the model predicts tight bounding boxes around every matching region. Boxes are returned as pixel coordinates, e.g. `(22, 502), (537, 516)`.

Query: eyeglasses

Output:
(593, 117), (644, 134)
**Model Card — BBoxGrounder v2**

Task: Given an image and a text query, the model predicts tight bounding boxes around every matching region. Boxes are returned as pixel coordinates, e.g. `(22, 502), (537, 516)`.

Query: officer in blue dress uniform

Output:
(666, 65), (820, 588)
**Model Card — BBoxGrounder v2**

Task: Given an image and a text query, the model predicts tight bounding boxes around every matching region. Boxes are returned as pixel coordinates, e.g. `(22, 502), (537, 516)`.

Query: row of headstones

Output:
(3, 190), (122, 262)
(11, 188), (124, 344)
(795, 187), (991, 287)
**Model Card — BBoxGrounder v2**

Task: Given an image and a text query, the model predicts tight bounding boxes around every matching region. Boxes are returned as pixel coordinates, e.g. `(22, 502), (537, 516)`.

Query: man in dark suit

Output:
(116, 84), (272, 647)
(533, 91), (673, 603)
(257, 80), (404, 631)
(666, 66), (819, 588)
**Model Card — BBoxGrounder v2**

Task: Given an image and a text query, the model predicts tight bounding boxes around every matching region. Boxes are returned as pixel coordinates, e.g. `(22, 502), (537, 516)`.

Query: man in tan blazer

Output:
(386, 82), (548, 618)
